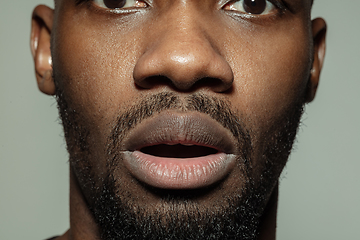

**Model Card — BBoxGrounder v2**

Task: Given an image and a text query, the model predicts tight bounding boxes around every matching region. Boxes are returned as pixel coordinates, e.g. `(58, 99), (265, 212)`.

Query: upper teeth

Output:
(182, 143), (194, 146)
(165, 143), (194, 146)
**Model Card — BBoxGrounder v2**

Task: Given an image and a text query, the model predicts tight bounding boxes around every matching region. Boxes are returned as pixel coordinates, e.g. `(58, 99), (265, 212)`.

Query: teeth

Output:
(165, 143), (194, 146)
(182, 143), (194, 146)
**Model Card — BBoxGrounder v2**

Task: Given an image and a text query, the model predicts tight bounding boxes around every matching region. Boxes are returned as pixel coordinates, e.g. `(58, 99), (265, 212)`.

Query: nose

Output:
(133, 9), (233, 92)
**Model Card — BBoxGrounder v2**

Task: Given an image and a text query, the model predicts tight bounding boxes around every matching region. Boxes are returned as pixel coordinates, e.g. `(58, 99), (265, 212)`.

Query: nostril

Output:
(133, 33), (234, 92)
(135, 75), (233, 93)
(193, 77), (233, 92)
(135, 76), (171, 89)
(135, 75), (232, 92)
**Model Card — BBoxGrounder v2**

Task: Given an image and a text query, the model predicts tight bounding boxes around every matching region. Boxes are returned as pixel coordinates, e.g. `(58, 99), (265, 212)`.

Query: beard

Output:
(56, 84), (304, 239)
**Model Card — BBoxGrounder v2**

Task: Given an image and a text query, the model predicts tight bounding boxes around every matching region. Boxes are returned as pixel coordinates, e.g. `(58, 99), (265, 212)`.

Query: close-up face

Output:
(31, 0), (326, 239)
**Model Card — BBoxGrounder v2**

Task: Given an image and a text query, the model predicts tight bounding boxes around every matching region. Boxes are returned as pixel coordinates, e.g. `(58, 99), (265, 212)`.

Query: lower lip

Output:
(123, 150), (236, 189)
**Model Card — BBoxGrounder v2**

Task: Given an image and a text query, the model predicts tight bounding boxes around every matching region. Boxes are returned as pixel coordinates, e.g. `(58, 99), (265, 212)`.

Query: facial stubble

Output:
(56, 85), (304, 239)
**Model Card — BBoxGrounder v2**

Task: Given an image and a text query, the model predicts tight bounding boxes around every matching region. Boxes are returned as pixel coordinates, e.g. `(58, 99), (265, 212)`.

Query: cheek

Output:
(52, 13), (146, 133)
(52, 14), (150, 170)
(226, 25), (311, 131)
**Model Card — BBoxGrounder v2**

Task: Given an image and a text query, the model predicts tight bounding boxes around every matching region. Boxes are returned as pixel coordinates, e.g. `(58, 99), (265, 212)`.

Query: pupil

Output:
(243, 0), (266, 14)
(103, 0), (127, 9)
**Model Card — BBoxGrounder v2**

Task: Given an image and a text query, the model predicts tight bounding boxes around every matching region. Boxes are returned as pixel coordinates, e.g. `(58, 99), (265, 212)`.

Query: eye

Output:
(223, 0), (276, 15)
(93, 0), (147, 10)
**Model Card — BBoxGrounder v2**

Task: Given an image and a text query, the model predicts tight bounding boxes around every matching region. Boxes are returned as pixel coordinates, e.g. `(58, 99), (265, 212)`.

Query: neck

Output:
(68, 167), (100, 240)
(258, 184), (278, 240)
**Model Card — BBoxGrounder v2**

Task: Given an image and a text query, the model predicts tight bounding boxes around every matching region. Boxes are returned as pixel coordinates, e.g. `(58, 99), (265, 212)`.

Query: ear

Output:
(306, 18), (327, 102)
(31, 5), (55, 95)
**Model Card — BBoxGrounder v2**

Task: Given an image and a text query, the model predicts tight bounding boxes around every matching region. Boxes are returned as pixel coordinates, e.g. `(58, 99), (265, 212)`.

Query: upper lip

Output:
(121, 111), (238, 155)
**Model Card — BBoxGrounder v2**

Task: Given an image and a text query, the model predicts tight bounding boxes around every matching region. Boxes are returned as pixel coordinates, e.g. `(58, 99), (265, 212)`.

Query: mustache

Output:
(107, 92), (252, 165)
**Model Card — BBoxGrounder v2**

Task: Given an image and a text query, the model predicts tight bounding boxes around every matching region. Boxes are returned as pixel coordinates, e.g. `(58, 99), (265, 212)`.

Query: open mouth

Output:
(122, 111), (237, 189)
(140, 144), (219, 158)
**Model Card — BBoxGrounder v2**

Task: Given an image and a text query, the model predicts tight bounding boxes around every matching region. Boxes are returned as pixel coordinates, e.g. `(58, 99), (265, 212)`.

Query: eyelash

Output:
(227, 0), (287, 14)
(75, 0), (150, 14)
(222, 0), (289, 23)
(267, 0), (289, 14)
(74, 0), (289, 19)
(267, 0), (286, 10)
(75, 0), (89, 4)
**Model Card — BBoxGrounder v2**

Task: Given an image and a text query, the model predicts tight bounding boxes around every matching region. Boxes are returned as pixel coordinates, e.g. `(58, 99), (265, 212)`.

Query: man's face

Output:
(45, 0), (320, 239)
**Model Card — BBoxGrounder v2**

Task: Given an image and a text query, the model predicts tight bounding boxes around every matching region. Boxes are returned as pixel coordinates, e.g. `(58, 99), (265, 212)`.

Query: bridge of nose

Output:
(132, 0), (234, 92)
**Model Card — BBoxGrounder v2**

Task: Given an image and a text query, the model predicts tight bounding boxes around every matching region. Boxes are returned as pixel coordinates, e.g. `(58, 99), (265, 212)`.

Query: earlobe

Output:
(306, 18), (327, 103)
(31, 5), (55, 95)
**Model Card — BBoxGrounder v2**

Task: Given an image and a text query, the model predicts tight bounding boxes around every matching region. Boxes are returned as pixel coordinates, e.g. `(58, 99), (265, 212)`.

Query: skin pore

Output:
(31, 0), (326, 239)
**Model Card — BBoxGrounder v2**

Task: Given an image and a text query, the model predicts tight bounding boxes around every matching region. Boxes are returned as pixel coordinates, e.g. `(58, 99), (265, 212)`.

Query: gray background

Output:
(1, 0), (359, 239)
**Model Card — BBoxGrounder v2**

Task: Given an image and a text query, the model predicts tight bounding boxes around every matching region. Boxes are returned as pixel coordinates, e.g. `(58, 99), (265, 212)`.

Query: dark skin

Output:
(31, 0), (326, 239)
